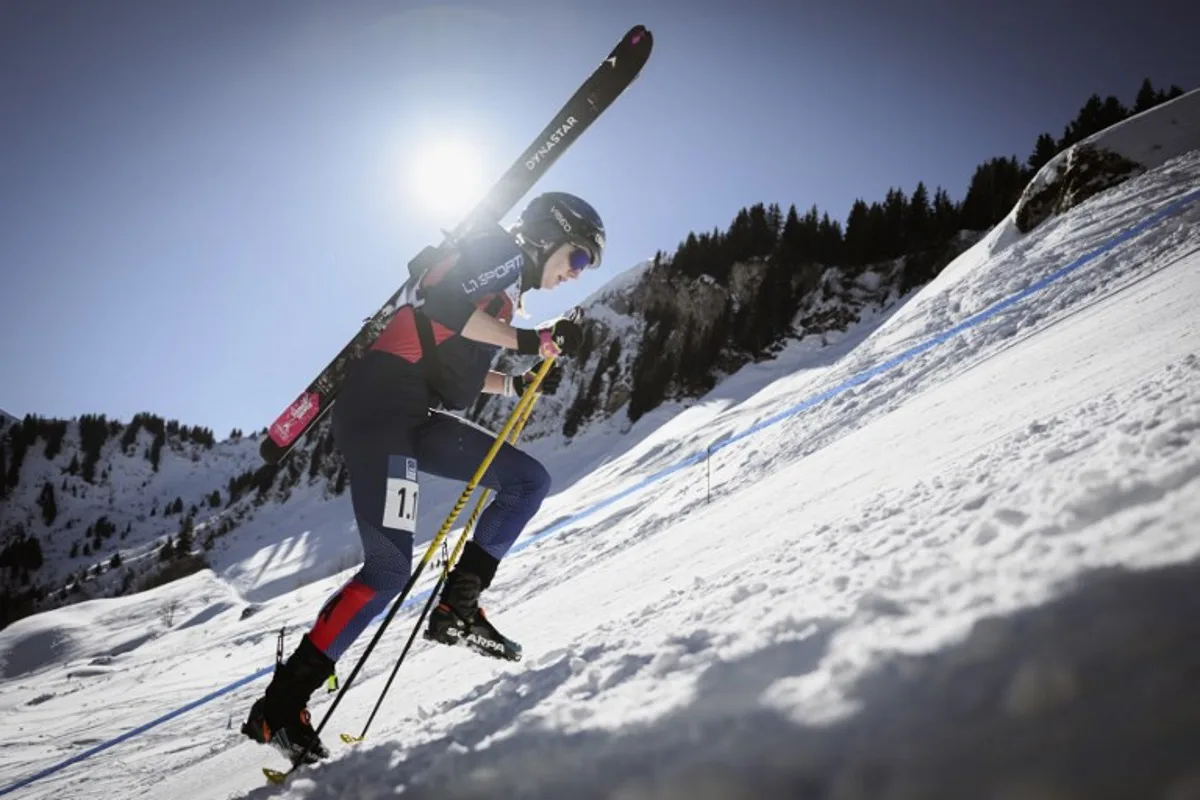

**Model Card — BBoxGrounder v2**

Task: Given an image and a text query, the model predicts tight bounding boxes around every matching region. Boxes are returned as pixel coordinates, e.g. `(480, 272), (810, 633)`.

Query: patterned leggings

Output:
(308, 397), (550, 662)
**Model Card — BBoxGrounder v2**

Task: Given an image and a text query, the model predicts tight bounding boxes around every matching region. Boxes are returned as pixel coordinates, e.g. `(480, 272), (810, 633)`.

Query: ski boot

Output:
(425, 542), (522, 662)
(242, 633), (334, 765)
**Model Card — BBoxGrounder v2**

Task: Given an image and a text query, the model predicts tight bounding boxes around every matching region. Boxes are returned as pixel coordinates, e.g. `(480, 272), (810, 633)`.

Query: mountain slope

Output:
(1, 102), (1198, 798)
(5, 89), (1196, 630)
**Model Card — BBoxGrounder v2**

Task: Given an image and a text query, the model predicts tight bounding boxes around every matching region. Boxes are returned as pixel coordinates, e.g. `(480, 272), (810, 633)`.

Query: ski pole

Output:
(342, 390), (541, 744)
(270, 357), (557, 781)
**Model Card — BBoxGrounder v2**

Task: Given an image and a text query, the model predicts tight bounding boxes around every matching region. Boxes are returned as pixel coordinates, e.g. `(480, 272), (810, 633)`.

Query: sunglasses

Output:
(567, 245), (596, 275)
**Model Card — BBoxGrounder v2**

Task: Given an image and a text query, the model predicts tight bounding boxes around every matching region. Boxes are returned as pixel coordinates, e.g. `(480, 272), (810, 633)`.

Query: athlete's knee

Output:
(512, 453), (552, 502)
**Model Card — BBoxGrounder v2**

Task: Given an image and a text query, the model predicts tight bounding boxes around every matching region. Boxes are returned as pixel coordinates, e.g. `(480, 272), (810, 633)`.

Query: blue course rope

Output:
(4, 185), (1198, 797)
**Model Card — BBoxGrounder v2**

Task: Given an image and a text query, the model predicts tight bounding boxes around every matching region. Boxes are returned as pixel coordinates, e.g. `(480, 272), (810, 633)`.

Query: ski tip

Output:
(339, 733), (364, 745)
(628, 25), (652, 47)
(263, 767), (288, 785)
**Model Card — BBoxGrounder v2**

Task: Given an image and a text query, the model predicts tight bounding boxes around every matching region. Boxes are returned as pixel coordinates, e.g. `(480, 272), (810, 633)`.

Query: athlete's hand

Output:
(512, 360), (563, 396)
(516, 318), (584, 358)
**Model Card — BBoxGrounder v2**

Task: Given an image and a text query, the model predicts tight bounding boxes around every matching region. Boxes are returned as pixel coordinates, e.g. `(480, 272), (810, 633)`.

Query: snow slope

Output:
(3, 157), (1200, 799)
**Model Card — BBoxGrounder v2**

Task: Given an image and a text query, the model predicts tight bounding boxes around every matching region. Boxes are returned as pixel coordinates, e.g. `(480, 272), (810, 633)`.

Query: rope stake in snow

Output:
(706, 443), (713, 504)
(263, 358), (557, 784)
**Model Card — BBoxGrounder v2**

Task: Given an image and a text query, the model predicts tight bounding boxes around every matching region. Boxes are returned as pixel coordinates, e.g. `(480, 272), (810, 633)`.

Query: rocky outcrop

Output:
(1016, 144), (1143, 233)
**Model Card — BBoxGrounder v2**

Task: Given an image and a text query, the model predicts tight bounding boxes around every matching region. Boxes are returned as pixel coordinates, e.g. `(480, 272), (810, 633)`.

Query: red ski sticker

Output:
(268, 391), (322, 447)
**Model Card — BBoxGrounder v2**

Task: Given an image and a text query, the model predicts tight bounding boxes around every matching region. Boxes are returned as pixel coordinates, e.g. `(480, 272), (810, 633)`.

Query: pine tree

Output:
(932, 187), (959, 240)
(78, 414), (110, 483)
(149, 430), (165, 471)
(960, 157), (1027, 231)
(747, 203), (778, 259)
(38, 481), (57, 526)
(908, 182), (932, 251)
(628, 308), (677, 421)
(1101, 96), (1126, 127)
(43, 421), (68, 460)
(865, 202), (887, 264)
(843, 199), (872, 268)
(774, 205), (802, 265)
(796, 205), (821, 261)
(7, 433), (27, 489)
(1028, 133), (1058, 172)
(177, 518), (194, 556)
(816, 212), (843, 265)
(1134, 78), (1158, 113)
(120, 416), (143, 454)
(881, 187), (909, 259)
(766, 203), (784, 244)
(1061, 93), (1128, 148)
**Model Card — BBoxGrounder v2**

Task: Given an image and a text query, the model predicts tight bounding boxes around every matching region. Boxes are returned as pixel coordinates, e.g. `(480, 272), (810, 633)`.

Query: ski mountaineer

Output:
(242, 191), (605, 764)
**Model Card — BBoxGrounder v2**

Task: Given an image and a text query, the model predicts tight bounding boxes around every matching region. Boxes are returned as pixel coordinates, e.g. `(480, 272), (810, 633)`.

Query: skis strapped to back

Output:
(259, 24), (654, 465)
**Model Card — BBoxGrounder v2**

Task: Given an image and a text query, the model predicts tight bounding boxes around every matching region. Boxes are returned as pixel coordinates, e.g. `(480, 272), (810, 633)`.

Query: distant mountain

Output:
(0, 414), (297, 626)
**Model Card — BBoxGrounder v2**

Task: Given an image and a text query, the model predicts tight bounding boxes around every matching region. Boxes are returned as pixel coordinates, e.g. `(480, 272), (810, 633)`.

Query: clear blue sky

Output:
(2, 0), (1197, 437)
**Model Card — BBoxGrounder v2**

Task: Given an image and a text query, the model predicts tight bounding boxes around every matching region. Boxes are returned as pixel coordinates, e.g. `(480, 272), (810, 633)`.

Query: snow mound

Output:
(0, 618), (84, 680)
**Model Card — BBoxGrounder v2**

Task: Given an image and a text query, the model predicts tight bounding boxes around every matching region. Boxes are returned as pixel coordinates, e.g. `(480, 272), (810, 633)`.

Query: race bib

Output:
(381, 456), (419, 533)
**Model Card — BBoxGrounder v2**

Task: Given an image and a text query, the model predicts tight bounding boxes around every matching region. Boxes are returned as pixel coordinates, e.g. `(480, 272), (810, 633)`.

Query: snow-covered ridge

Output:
(920, 88), (1200, 297)
(1014, 88), (1200, 235)
(1, 89), (1200, 798)
(0, 413), (355, 625)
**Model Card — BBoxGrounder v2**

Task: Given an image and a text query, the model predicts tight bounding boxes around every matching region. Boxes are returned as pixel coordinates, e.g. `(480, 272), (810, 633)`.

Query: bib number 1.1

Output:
(382, 455), (419, 533)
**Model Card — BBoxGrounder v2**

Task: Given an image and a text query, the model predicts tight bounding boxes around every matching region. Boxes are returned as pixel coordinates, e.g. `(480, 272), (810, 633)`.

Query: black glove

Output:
(512, 360), (563, 397)
(515, 318), (584, 358)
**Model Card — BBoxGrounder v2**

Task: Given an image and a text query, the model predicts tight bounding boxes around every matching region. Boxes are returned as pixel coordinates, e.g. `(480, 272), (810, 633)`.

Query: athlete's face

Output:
(540, 244), (592, 289)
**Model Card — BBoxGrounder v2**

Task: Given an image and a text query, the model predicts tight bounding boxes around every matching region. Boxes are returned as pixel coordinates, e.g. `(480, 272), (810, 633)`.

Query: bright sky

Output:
(2, 0), (1198, 437)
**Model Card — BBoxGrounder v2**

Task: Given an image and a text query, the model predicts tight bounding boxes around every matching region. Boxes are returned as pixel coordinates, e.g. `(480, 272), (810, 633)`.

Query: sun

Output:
(406, 137), (488, 222)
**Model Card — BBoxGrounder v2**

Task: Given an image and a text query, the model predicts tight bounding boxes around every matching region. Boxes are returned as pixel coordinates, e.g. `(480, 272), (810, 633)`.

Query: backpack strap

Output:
(406, 225), (516, 402)
(413, 306), (444, 393)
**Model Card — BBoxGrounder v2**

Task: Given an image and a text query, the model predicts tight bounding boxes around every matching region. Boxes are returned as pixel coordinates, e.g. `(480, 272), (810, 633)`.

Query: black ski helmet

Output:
(512, 192), (606, 271)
